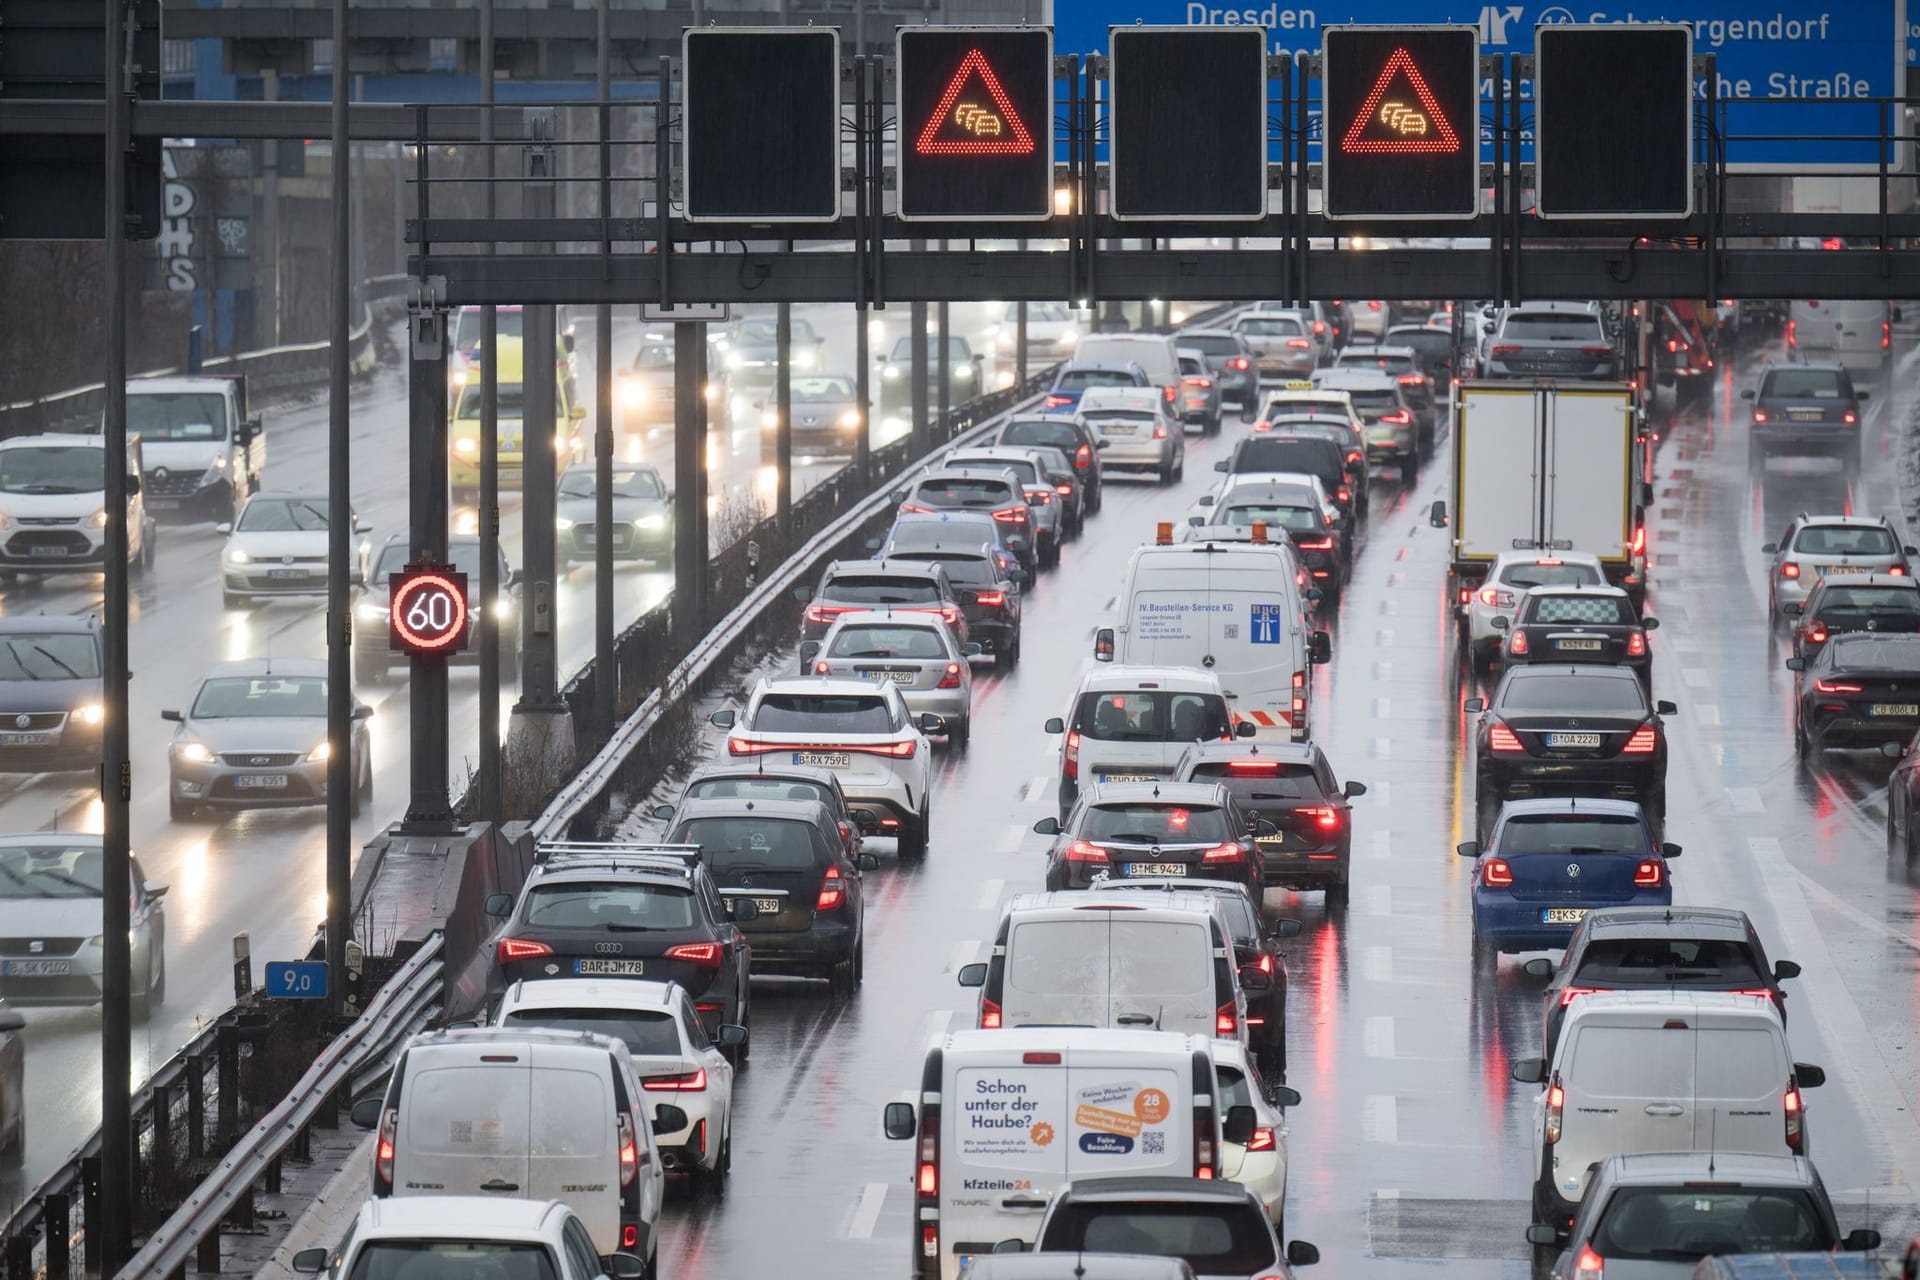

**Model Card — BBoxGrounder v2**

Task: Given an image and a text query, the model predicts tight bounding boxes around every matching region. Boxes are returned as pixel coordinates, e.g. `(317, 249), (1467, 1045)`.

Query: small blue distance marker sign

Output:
(265, 960), (329, 1000)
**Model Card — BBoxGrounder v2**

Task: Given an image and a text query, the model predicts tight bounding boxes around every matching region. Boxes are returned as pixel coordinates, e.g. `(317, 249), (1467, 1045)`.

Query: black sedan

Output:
(1496, 585), (1656, 685)
(1172, 740), (1364, 908)
(1788, 573), (1920, 661)
(1467, 665), (1674, 840)
(1033, 781), (1268, 904)
(1787, 632), (1920, 756)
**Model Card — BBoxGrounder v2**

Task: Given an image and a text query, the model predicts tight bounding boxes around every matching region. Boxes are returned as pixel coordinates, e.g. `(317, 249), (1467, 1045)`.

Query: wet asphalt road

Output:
(645, 330), (1920, 1278)
(0, 300), (1011, 1208)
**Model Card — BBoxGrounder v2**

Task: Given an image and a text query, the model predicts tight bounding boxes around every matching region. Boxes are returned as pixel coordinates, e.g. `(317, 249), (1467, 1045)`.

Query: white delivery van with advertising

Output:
(1095, 528), (1329, 741)
(881, 1027), (1253, 1280)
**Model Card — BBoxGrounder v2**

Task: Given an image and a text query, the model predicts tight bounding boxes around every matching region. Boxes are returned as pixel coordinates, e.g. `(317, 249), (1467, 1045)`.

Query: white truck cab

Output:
(120, 375), (264, 522)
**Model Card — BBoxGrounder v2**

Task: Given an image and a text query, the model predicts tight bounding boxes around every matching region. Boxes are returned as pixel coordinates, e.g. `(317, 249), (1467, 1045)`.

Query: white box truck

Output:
(1430, 381), (1650, 608)
(881, 1028), (1253, 1280)
(1093, 529), (1329, 742)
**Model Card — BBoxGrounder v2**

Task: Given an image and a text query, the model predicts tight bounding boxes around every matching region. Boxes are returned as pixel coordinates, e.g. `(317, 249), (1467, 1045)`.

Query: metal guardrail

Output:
(119, 934), (447, 1280)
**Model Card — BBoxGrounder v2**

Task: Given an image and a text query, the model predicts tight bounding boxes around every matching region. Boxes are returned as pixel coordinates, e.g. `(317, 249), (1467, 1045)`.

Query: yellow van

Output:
(449, 338), (586, 501)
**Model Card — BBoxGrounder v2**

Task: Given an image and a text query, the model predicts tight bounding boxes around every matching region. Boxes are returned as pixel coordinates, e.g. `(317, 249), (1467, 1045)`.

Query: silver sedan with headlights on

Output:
(0, 835), (166, 1016)
(163, 657), (373, 820)
(798, 610), (979, 747)
(556, 463), (673, 565)
(219, 492), (370, 608)
(767, 374), (867, 459)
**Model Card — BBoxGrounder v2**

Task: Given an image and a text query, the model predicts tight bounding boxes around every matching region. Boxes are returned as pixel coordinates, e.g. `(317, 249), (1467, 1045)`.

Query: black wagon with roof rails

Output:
(1214, 436), (1356, 527)
(649, 758), (877, 857)
(878, 533), (1025, 668)
(1173, 740), (1364, 907)
(792, 558), (964, 643)
(998, 416), (1107, 510)
(1743, 360), (1870, 471)
(484, 843), (758, 1062)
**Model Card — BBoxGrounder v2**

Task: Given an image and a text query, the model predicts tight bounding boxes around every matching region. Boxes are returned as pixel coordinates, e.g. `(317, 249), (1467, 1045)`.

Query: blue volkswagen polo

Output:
(1459, 797), (1678, 963)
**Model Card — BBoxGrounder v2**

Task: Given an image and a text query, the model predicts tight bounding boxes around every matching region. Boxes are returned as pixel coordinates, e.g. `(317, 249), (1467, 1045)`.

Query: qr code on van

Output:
(449, 1120), (473, 1144)
(1142, 1131), (1164, 1155)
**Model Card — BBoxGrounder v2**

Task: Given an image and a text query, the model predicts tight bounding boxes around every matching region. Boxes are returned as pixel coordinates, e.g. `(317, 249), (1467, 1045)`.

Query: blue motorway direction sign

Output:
(265, 960), (329, 1000)
(1051, 1), (1902, 168)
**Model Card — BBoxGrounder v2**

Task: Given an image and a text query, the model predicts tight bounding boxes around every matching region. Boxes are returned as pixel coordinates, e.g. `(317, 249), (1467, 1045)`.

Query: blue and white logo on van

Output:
(1079, 1132), (1134, 1155)
(1250, 603), (1284, 645)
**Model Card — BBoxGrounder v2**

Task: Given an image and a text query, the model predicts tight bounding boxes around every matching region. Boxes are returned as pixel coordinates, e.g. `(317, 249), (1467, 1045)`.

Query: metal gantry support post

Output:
(516, 108), (563, 714)
(476, 0), (502, 821)
(936, 300), (951, 431)
(673, 322), (705, 646)
(404, 278), (456, 829)
(910, 296), (929, 453)
(593, 0), (616, 745)
(325, 0), (353, 1015)
(100, 0), (134, 1266)
(776, 300), (793, 530)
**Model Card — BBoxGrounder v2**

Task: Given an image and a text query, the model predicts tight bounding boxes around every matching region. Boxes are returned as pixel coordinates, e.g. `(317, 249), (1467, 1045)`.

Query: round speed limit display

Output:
(388, 565), (471, 656)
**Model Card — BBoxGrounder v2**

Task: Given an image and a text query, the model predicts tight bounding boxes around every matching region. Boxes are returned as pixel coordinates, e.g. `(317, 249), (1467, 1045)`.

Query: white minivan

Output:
(353, 1028), (673, 1262)
(1093, 535), (1329, 742)
(1043, 665), (1242, 820)
(880, 1027), (1257, 1280)
(1789, 299), (1890, 373)
(1510, 991), (1826, 1237)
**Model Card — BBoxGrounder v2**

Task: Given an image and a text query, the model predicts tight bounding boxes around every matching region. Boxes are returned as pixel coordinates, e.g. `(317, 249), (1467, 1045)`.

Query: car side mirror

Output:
(1009, 568), (1031, 587)
(790, 585), (813, 603)
(1523, 1225), (1561, 1248)
(145, 879), (169, 900)
(1774, 959), (1801, 980)
(1237, 963), (1273, 993)
(1655, 700), (1677, 716)
(1285, 1242), (1321, 1269)
(716, 1024), (749, 1048)
(958, 962), (987, 988)
(1642, 616), (1660, 631)
(127, 473), (142, 496)
(864, 537), (882, 552)
(1761, 542), (1779, 555)
(1795, 1063), (1826, 1089)
(1234, 720), (1258, 738)
(963, 642), (983, 656)
(1456, 841), (1480, 858)
(652, 1104), (688, 1134)
(1884, 741), (1907, 760)
(1253, 819), (1278, 837)
(1094, 628), (1115, 662)
(291, 1249), (329, 1274)
(1222, 1104), (1257, 1147)
(1309, 630), (1332, 665)
(991, 1240), (1029, 1255)
(650, 803), (674, 821)
(1463, 697), (1485, 712)
(350, 1097), (384, 1130)
(482, 893), (513, 917)
(1269, 1085), (1302, 1109)
(1267, 917), (1302, 940)
(1785, 657), (1806, 671)
(1661, 842), (1682, 858)
(1032, 817), (1060, 835)
(1783, 602), (1802, 616)
(883, 1101), (917, 1140)
(798, 640), (822, 669)
(1213, 460), (1229, 472)
(1859, 389), (1873, 401)
(1344, 781), (1367, 798)
(1197, 494), (1215, 507)
(507, 569), (524, 589)
(1429, 500), (1449, 529)
(1305, 587), (1323, 604)
(1188, 515), (1204, 527)
(918, 713), (946, 734)
(851, 808), (881, 835)
(1489, 615), (1509, 631)
(606, 1254), (648, 1280)
(352, 704), (375, 721)
(161, 709), (182, 722)
(1523, 957), (1556, 979)
(1844, 1228), (1882, 1251)
(1510, 1058), (1548, 1085)
(214, 522), (233, 536)
(709, 709), (737, 729)
(1044, 717), (1065, 734)
(1739, 388), (1756, 400)
(858, 851), (882, 872)
(890, 489), (909, 504)
(1907, 546), (1919, 557)
(728, 897), (759, 922)
(1094, 438), (1112, 450)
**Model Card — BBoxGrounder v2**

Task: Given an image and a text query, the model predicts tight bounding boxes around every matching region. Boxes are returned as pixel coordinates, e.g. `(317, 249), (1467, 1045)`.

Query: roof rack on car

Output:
(536, 841), (704, 872)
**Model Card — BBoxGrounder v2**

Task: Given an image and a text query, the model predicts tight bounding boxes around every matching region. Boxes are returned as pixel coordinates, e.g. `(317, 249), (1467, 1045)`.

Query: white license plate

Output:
(1096, 423), (1140, 436)
(0, 734), (51, 748)
(267, 568), (307, 580)
(574, 958), (646, 976)
(1099, 773), (1156, 783)
(27, 547), (66, 559)
(794, 751), (850, 768)
(1546, 732), (1603, 749)
(234, 774), (289, 789)
(1556, 638), (1604, 652)
(1541, 908), (1588, 924)
(1788, 410), (1824, 420)
(1125, 863), (1189, 877)
(0, 960), (69, 976)
(860, 670), (915, 684)
(752, 898), (782, 916)
(1872, 704), (1920, 717)
(1822, 565), (1869, 577)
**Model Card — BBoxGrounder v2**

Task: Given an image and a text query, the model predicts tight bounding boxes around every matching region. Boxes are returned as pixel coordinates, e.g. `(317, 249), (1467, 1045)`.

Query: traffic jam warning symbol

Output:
(1341, 48), (1462, 155)
(916, 49), (1035, 155)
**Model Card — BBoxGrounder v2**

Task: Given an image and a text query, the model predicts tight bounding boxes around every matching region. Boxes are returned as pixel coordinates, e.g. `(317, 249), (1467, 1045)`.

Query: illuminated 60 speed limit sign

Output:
(388, 566), (470, 656)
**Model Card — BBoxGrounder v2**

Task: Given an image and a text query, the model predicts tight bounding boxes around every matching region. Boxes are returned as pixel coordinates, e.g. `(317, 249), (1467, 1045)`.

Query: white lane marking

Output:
(1375, 628), (1395, 646)
(1370, 830), (1391, 861)
(1371, 779), (1390, 807)
(1372, 737), (1393, 760)
(1026, 772), (1052, 803)
(1695, 703), (1721, 726)
(1379, 599), (1399, 616)
(1374, 698), (1392, 720)
(1710, 742), (1726, 767)
(1373, 661), (1394, 680)
(849, 1182), (889, 1239)
(1682, 667), (1711, 689)
(1363, 945), (1393, 983)
(921, 1008), (954, 1050)
(1364, 1015), (1396, 1059)
(1363, 1094), (1399, 1143)
(945, 943), (976, 975)
(1727, 787), (1764, 815)
(977, 879), (1006, 911)
(1002, 823), (1027, 851)
(1366, 884), (1392, 917)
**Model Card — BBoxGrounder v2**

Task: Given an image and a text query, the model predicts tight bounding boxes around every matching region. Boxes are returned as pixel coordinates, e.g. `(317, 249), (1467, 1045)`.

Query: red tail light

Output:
(918, 1160), (937, 1195)
(1229, 758), (1280, 774)
(617, 1113), (639, 1187)
(496, 938), (552, 962)
(1509, 629), (1529, 656)
(1296, 537), (1334, 550)
(1813, 678), (1862, 693)
(1545, 1080), (1565, 1143)
(1252, 420), (1271, 433)
(1843, 410), (1858, 425)
(1312, 320), (1326, 334)
(1188, 377), (1214, 389)
(1630, 525), (1647, 555)
(991, 507), (1027, 523)
(1780, 561), (1800, 579)
(1153, 424), (1169, 439)
(1075, 443), (1091, 467)
(1215, 1002), (1238, 1036)
(1066, 840), (1109, 864)
(1046, 394), (1073, 408)
(1573, 1244), (1602, 1279)
(1894, 566), (1909, 577)
(622, 1225), (640, 1251)
(1335, 487), (1352, 503)
(1488, 724), (1524, 753)
(1806, 622), (1828, 644)
(816, 870), (846, 911)
(1064, 729), (1080, 779)
(1246, 1126), (1276, 1152)
(1632, 859), (1664, 888)
(1787, 319), (1798, 347)
(1294, 806), (1339, 830)
(1397, 374), (1426, 385)
(1479, 587), (1515, 608)
(814, 660), (832, 675)
(1884, 320), (1892, 350)
(806, 604), (853, 624)
(1056, 483), (1074, 495)
(899, 502), (933, 514)
(374, 1106), (398, 1192)
(1346, 450), (1363, 464)
(937, 662), (963, 689)
(980, 997), (1002, 1029)
(1380, 409), (1412, 424)
(665, 942), (724, 965)
(1025, 488), (1053, 506)
(1622, 726), (1659, 753)
(1481, 857), (1514, 887)
(1491, 343), (1522, 356)
(1784, 1084), (1804, 1151)
(1626, 630), (1646, 657)
(975, 590), (1006, 607)
(922, 1225), (939, 1259)
(1291, 694), (1306, 721)
(643, 1068), (709, 1091)
(1458, 588), (1471, 605)
(1201, 843), (1246, 863)
(1228, 356), (1250, 370)
(1285, 338), (1311, 350)
(1582, 345), (1614, 358)
(1753, 409), (1769, 423)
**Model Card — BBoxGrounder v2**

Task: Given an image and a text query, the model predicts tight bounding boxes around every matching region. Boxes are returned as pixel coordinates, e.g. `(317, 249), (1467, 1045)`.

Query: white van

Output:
(354, 1028), (672, 1261)
(1043, 665), (1240, 818)
(1789, 300), (1889, 373)
(1076, 333), (1183, 392)
(1511, 991), (1826, 1233)
(1094, 535), (1328, 742)
(880, 1027), (1255, 1280)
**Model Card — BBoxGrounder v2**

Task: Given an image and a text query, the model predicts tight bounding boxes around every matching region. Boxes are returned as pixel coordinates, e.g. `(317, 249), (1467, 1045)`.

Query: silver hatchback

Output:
(801, 610), (977, 746)
(1764, 513), (1916, 618)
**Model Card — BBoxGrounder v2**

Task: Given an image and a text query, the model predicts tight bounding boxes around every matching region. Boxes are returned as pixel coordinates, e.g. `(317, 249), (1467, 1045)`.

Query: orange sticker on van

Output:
(1076, 1104), (1144, 1138)
(1133, 1089), (1171, 1124)
(1029, 1122), (1055, 1147)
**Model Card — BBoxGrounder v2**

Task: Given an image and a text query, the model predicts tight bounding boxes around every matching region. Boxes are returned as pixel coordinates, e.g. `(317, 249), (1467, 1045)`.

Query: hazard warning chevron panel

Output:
(898, 27), (1054, 222)
(1322, 26), (1480, 222)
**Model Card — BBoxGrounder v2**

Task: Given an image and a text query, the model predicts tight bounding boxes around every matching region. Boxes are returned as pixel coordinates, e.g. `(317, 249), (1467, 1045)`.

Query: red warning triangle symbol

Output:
(1340, 48), (1462, 155)
(915, 49), (1036, 156)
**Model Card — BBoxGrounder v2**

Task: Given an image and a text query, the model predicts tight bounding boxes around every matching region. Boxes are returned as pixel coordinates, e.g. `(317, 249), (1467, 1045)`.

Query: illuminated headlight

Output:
(203, 456), (228, 482)
(955, 365), (974, 381)
(89, 509), (109, 528)
(792, 350), (815, 371)
(493, 595), (513, 619)
(993, 370), (1016, 390)
(227, 546), (251, 565)
(1060, 326), (1079, 347)
(703, 382), (720, 402)
(454, 509), (479, 536)
(619, 381), (645, 408)
(451, 370), (469, 388)
(634, 514), (667, 530)
(867, 318), (887, 344)
(761, 410), (779, 429)
(882, 365), (902, 381)
(839, 410), (862, 428)
(624, 437), (644, 462)
(355, 602), (388, 621)
(176, 741), (213, 764)
(726, 352), (745, 370)
(306, 741), (332, 763)
(74, 702), (104, 727)
(555, 516), (576, 531)
(454, 437), (479, 457)
(554, 436), (570, 456)
(1170, 308), (1188, 325)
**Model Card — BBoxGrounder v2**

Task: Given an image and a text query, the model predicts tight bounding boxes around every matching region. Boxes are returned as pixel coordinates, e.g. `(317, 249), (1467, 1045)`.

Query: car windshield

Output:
(822, 574), (940, 605)
(1573, 937), (1764, 984)
(752, 693), (894, 734)
(1502, 312), (1605, 340)
(1826, 636), (1920, 670)
(1002, 421), (1081, 450)
(1762, 369), (1849, 398)
(1497, 674), (1648, 714)
(885, 520), (1001, 554)
(453, 307), (526, 348)
(1220, 504), (1321, 533)
(0, 445), (103, 495)
(1337, 352), (1416, 374)
(454, 382), (526, 419)
(1817, 586), (1920, 614)
(1236, 316), (1305, 336)
(1041, 1203), (1278, 1274)
(127, 392), (228, 441)
(1009, 302), (1075, 322)
(346, 1242), (558, 1280)
(0, 632), (100, 681)
(1794, 525), (1898, 556)
(674, 817), (823, 872)
(1057, 369), (1139, 390)
(1072, 691), (1232, 742)
(1496, 815), (1647, 855)
(374, 542), (500, 581)
(1389, 329), (1453, 361)
(237, 498), (330, 533)
(1082, 803), (1232, 844)
(1525, 595), (1635, 626)
(1499, 560), (1605, 590)
(890, 552), (996, 586)
(631, 342), (674, 369)
(1267, 421), (1355, 447)
(189, 675), (326, 718)
(1182, 335), (1243, 357)
(687, 776), (834, 807)
(1591, 1188), (1831, 1261)
(793, 376), (856, 401)
(826, 624), (948, 660)
(521, 882), (695, 929)
(1343, 388), (1402, 415)
(736, 319), (779, 344)
(1186, 759), (1323, 804)
(915, 477), (1014, 508)
(1233, 440), (1339, 478)
(557, 468), (664, 500)
(0, 844), (104, 899)
(501, 1007), (682, 1056)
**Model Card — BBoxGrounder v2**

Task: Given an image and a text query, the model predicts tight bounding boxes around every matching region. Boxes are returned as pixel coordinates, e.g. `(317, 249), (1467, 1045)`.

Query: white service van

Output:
(1789, 299), (1890, 373)
(1094, 534), (1328, 742)
(1075, 333), (1183, 392)
(1511, 991), (1825, 1232)
(881, 1027), (1254, 1280)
